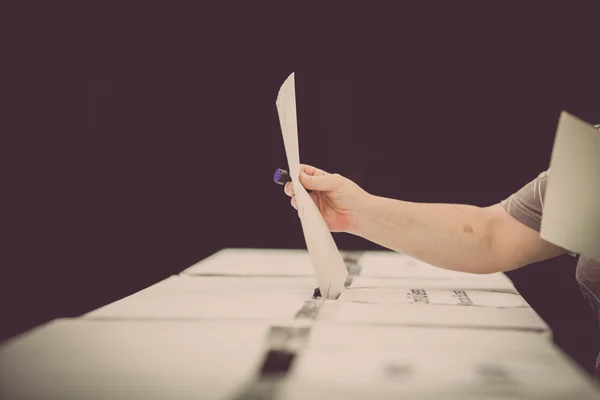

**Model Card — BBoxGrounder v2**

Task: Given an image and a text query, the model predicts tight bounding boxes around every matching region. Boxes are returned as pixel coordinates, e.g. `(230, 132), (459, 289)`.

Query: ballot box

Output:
(338, 279), (547, 333)
(358, 250), (515, 289)
(348, 276), (518, 293)
(85, 275), (318, 321)
(3, 246), (595, 400)
(0, 319), (273, 400)
(340, 286), (527, 307)
(181, 248), (517, 293)
(330, 301), (548, 332)
(279, 324), (599, 400)
(181, 248), (315, 277)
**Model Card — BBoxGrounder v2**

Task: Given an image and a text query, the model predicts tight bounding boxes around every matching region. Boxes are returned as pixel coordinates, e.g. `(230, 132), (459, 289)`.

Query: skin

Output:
(285, 164), (566, 274)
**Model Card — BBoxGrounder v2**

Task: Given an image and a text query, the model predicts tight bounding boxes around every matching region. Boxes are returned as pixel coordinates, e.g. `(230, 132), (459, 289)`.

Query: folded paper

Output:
(541, 111), (600, 261)
(276, 73), (349, 299)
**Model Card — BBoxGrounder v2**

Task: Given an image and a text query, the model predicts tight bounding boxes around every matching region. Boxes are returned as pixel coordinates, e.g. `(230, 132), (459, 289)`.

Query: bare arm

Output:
(353, 196), (566, 274)
(287, 165), (564, 274)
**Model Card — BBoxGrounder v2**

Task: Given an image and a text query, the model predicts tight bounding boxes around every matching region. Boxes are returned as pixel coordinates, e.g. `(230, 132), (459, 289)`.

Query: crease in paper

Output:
(276, 72), (348, 299)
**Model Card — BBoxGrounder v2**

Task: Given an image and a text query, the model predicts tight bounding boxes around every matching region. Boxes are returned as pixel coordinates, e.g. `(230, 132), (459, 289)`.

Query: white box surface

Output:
(85, 275), (317, 321)
(181, 248), (315, 277)
(280, 325), (597, 400)
(0, 319), (272, 400)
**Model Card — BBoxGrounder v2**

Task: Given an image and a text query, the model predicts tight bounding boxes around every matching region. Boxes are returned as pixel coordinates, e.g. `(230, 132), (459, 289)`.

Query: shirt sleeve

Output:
(500, 171), (548, 232)
(501, 124), (600, 231)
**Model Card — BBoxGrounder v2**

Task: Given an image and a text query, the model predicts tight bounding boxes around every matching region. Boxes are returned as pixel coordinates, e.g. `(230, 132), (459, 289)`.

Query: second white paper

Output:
(541, 111), (600, 261)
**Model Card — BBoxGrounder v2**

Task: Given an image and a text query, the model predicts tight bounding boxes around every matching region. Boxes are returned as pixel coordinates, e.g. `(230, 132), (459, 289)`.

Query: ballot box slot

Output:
(312, 255), (362, 298)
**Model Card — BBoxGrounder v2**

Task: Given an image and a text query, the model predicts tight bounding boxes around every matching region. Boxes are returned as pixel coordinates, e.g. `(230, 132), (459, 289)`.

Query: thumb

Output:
(299, 171), (341, 191)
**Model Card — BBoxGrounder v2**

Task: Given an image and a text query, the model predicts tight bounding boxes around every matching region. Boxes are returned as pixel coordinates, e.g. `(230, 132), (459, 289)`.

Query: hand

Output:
(284, 164), (370, 233)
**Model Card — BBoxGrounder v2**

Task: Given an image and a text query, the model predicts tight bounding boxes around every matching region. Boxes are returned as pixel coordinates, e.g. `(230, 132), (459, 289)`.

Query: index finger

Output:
(300, 164), (329, 177)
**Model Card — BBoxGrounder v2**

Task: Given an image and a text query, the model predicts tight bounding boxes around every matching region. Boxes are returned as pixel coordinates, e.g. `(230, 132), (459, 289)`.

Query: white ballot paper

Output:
(276, 72), (348, 299)
(541, 111), (600, 261)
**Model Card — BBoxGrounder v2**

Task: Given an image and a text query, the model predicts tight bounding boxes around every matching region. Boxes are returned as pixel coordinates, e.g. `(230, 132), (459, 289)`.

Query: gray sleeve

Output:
(500, 171), (548, 232)
(501, 124), (600, 231)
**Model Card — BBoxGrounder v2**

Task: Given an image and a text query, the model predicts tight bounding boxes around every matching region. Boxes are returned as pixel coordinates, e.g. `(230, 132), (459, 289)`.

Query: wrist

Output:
(349, 193), (381, 236)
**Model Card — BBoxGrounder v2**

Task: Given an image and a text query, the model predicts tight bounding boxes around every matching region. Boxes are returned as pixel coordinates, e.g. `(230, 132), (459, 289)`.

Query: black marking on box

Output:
(453, 290), (474, 306)
(294, 299), (322, 319)
(410, 289), (430, 303)
(230, 325), (312, 400)
(384, 363), (413, 379)
(343, 252), (363, 277)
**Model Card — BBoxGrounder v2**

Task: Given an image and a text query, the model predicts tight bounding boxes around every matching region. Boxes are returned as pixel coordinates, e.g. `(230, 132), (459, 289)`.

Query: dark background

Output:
(3, 3), (600, 374)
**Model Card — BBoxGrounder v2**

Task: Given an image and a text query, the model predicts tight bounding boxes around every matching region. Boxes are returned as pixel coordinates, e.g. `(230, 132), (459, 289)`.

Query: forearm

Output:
(352, 195), (500, 274)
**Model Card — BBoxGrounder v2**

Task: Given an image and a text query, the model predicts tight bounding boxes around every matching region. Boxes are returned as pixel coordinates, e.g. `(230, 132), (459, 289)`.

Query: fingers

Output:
(283, 166), (328, 197)
(309, 191), (319, 207)
(284, 181), (294, 197)
(284, 165), (333, 205)
(290, 195), (297, 210)
(300, 164), (328, 177)
(299, 170), (342, 192)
